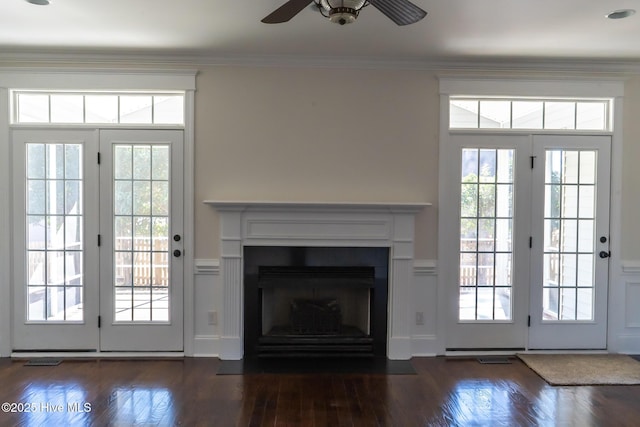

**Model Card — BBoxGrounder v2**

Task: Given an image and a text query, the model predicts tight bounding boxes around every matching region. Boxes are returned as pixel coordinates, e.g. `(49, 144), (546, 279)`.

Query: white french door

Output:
(99, 130), (184, 351)
(528, 135), (610, 349)
(445, 134), (531, 350)
(12, 130), (99, 350)
(12, 129), (184, 352)
(445, 134), (611, 351)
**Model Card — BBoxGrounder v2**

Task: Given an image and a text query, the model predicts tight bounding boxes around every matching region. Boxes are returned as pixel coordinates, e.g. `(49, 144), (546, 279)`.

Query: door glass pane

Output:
(542, 150), (597, 321)
(26, 143), (84, 322)
(459, 148), (514, 321)
(113, 143), (170, 322)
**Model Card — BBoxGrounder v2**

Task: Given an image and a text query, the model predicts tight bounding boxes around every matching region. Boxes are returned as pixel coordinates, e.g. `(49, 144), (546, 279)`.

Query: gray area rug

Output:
(517, 353), (640, 385)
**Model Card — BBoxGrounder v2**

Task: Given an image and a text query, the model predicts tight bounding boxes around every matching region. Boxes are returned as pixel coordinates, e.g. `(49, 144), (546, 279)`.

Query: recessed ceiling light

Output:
(25, 0), (51, 5)
(606, 9), (636, 19)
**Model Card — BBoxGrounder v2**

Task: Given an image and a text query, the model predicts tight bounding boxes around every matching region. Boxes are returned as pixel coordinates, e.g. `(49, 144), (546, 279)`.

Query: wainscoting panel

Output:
(412, 260), (439, 356)
(613, 260), (640, 354)
(625, 281), (640, 328)
(193, 259), (220, 356)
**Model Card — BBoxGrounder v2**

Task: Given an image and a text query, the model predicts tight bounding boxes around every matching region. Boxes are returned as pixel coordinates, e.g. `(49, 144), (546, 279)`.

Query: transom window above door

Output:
(12, 91), (185, 126)
(449, 97), (612, 131)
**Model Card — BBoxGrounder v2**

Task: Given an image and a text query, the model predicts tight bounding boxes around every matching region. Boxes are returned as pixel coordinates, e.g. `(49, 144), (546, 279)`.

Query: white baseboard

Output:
(193, 335), (219, 357)
(612, 334), (640, 354)
(411, 334), (439, 356)
(11, 352), (185, 359)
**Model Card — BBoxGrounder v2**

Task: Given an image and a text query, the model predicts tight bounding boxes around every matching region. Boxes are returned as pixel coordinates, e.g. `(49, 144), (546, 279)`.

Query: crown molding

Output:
(2, 50), (640, 74)
(0, 66), (197, 90)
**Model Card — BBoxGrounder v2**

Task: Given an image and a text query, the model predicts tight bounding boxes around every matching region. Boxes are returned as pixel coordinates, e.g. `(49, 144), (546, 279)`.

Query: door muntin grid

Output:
(459, 148), (514, 321)
(113, 144), (170, 323)
(542, 149), (597, 321)
(25, 143), (84, 322)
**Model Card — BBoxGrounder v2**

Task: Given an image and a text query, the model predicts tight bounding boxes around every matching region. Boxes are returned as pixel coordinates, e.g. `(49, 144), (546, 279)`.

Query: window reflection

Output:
(18, 383), (176, 426)
(441, 380), (517, 425)
(110, 387), (175, 426)
(21, 383), (89, 427)
(438, 379), (594, 426)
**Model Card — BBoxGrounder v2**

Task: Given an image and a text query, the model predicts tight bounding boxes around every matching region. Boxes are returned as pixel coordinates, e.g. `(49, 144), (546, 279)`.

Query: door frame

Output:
(438, 77), (625, 354)
(0, 68), (196, 357)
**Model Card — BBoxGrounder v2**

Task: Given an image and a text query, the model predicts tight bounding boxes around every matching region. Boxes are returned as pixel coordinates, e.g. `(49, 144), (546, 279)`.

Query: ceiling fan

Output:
(262, 0), (427, 26)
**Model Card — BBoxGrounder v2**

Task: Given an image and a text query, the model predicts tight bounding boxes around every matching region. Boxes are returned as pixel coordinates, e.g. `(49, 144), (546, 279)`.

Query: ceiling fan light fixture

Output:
(261, 0), (426, 26)
(606, 9), (636, 19)
(319, 0), (367, 25)
(25, 0), (51, 5)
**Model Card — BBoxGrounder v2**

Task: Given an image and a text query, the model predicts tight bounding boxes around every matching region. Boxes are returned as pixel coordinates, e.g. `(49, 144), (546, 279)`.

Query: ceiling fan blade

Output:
(368, 0), (427, 26)
(262, 0), (314, 24)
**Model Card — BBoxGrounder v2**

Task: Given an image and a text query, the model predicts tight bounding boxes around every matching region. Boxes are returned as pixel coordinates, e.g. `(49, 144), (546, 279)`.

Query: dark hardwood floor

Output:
(1, 356), (639, 426)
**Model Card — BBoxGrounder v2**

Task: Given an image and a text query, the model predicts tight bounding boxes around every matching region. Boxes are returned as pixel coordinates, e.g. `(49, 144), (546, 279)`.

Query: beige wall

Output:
(194, 66), (440, 259)
(194, 67), (640, 261)
(622, 76), (640, 259)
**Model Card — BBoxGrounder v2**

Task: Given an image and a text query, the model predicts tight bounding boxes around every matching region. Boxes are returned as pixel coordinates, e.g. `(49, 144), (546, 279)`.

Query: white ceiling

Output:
(1, 0), (639, 64)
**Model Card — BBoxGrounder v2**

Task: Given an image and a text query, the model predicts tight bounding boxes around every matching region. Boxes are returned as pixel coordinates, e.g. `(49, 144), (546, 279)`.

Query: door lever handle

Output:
(599, 251), (611, 259)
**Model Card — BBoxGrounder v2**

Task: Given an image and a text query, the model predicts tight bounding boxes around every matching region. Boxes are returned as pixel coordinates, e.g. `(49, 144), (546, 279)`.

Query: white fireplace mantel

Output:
(204, 200), (430, 360)
(205, 200), (430, 213)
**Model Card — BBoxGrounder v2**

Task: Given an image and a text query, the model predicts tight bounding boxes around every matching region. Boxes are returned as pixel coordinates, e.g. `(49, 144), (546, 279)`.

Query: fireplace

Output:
(205, 201), (428, 360)
(244, 246), (389, 358)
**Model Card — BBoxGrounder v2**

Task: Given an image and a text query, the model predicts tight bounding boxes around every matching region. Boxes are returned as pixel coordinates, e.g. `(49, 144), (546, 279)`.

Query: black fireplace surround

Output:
(244, 246), (389, 358)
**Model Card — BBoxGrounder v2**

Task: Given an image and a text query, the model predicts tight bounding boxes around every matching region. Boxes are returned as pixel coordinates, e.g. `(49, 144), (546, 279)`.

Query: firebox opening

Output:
(244, 247), (389, 358)
(260, 266), (374, 337)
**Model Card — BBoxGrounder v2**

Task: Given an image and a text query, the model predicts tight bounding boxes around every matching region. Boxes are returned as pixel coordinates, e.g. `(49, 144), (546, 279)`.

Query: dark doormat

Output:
(217, 357), (416, 375)
(477, 357), (512, 364)
(24, 358), (62, 366)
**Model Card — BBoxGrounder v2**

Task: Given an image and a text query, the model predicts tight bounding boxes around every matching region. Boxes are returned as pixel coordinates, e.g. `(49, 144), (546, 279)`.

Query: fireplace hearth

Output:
(244, 247), (389, 358)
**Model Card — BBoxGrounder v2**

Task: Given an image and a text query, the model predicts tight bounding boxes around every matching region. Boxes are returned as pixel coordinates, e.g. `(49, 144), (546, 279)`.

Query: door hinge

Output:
(529, 236), (533, 248)
(97, 152), (101, 164)
(530, 156), (536, 169)
(98, 234), (102, 247)
(98, 316), (102, 328)
(528, 315), (531, 327)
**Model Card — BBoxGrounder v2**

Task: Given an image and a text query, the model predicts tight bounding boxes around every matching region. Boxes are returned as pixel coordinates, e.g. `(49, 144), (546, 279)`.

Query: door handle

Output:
(599, 251), (611, 259)
(173, 249), (182, 257)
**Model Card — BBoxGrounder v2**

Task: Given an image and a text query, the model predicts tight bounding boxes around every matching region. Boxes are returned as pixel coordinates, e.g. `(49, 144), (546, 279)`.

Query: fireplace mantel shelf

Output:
(204, 200), (431, 213)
